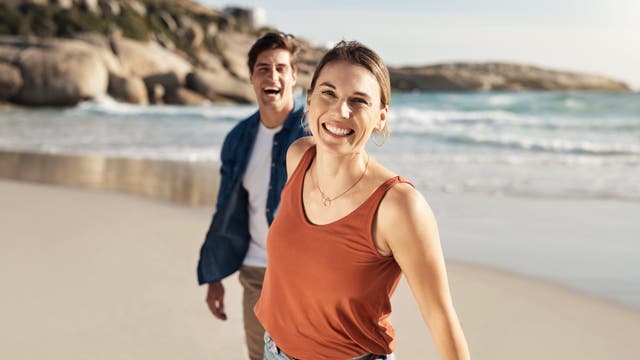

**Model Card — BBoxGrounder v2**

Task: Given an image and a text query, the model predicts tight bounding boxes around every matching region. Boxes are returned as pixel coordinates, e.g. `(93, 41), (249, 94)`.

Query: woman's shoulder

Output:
(377, 174), (436, 239)
(382, 179), (424, 214)
(369, 163), (418, 206)
(286, 136), (315, 177)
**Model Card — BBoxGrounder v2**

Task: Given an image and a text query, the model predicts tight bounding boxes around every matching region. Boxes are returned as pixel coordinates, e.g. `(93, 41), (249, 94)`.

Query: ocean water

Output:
(1, 91), (639, 308)
(2, 91), (639, 201)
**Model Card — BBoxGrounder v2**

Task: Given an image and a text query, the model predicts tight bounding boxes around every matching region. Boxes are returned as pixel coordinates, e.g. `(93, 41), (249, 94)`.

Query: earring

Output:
(372, 129), (385, 147)
(301, 112), (309, 133)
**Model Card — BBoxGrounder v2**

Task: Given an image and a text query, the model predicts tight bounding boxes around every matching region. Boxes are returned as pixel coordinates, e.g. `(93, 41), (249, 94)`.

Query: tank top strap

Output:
(289, 145), (316, 185)
(359, 175), (414, 216)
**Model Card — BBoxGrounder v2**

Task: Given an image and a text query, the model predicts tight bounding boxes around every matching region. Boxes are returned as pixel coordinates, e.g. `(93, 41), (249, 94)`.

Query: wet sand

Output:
(0, 150), (218, 206)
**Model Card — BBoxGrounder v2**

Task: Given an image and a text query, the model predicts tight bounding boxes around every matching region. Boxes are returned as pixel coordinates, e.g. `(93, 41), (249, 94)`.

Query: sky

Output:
(197, 1), (640, 89)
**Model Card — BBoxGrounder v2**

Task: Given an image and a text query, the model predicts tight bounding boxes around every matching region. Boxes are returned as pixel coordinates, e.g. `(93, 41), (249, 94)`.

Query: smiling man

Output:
(197, 32), (306, 360)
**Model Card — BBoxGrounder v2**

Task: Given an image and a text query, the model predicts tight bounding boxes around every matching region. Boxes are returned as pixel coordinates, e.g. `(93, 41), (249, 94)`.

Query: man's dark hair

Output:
(247, 32), (299, 74)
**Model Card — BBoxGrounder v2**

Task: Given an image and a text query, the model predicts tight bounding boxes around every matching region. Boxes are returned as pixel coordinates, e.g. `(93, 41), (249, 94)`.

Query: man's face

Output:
(250, 48), (297, 112)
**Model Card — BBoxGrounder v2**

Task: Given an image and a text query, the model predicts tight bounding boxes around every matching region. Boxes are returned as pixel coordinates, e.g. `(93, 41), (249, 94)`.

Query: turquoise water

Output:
(2, 91), (639, 308)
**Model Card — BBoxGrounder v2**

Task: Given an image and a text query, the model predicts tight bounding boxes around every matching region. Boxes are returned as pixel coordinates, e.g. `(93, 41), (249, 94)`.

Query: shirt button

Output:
(271, 163), (275, 167)
(274, 141), (278, 146)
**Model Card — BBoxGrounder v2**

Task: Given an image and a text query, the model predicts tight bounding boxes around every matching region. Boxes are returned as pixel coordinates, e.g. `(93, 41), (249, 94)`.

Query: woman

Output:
(254, 41), (470, 360)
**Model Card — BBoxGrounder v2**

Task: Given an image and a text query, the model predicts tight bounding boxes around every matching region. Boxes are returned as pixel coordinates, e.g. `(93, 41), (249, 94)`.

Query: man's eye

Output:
(322, 90), (336, 97)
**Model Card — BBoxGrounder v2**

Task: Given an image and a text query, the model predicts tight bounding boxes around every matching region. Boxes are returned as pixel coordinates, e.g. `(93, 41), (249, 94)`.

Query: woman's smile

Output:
(323, 122), (354, 137)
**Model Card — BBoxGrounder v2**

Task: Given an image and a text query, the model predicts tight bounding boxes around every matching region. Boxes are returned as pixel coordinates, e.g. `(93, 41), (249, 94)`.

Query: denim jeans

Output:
(263, 332), (396, 360)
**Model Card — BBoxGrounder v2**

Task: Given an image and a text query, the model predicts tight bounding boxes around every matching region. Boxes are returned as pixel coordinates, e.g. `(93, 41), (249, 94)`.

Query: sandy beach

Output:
(2, 178), (639, 359)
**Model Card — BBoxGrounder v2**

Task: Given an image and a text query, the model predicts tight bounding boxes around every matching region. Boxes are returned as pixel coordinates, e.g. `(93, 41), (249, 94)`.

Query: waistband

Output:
(264, 332), (395, 360)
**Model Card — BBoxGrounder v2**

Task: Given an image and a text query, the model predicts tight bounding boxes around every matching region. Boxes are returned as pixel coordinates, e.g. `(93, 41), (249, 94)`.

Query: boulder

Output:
(143, 72), (181, 95)
(108, 73), (148, 104)
(195, 49), (225, 73)
(72, 32), (125, 76)
(0, 62), (23, 100)
(213, 31), (256, 80)
(13, 39), (108, 106)
(164, 86), (209, 105)
(187, 68), (255, 103)
(112, 38), (192, 82)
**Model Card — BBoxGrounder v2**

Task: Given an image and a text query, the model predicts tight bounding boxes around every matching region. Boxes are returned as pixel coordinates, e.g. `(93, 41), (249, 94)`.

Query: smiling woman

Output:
(254, 41), (470, 360)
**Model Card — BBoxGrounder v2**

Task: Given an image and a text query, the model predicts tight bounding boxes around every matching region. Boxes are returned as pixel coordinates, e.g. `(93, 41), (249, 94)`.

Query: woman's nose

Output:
(334, 100), (350, 119)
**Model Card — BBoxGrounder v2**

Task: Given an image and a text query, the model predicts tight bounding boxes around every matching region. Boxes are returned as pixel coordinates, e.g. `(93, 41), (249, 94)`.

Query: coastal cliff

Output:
(0, 0), (631, 107)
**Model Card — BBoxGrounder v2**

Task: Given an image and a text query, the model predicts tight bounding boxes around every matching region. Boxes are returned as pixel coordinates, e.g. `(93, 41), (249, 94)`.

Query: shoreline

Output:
(2, 179), (639, 358)
(2, 149), (640, 206)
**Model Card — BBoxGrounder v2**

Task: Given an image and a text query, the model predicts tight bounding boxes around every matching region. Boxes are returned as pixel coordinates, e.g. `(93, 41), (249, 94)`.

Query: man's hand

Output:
(206, 281), (227, 320)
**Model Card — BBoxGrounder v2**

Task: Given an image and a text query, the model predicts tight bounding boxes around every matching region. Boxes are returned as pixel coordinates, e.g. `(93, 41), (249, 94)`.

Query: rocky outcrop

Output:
(389, 63), (630, 92)
(0, 32), (257, 106)
(11, 38), (109, 106)
(0, 0), (262, 106)
(108, 73), (148, 104)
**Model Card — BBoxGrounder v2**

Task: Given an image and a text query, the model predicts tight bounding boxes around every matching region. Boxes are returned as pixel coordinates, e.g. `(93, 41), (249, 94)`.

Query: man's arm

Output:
(199, 125), (243, 319)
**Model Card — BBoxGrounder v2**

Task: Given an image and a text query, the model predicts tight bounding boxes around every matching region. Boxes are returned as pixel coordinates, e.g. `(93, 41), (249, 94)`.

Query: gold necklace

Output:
(315, 155), (370, 207)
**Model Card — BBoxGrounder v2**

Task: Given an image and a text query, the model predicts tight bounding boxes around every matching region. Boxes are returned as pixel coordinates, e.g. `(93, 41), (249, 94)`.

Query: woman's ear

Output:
(378, 105), (389, 130)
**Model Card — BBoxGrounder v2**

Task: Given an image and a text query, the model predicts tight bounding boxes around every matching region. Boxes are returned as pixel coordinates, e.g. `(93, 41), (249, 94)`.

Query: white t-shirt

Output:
(242, 122), (282, 267)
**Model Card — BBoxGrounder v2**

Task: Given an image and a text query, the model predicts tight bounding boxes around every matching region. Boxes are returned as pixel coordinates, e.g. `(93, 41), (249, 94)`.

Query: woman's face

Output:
(307, 60), (388, 156)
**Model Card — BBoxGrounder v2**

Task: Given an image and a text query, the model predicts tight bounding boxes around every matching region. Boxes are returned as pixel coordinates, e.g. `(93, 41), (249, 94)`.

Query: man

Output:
(197, 32), (306, 360)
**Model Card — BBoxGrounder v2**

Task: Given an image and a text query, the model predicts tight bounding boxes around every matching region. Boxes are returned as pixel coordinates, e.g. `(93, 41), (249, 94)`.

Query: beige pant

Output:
(238, 265), (267, 360)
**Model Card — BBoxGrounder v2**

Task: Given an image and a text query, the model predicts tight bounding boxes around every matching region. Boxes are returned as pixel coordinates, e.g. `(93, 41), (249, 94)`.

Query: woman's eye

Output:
(352, 98), (369, 105)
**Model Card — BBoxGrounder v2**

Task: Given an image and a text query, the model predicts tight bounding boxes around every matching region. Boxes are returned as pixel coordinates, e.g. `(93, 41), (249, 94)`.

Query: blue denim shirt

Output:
(197, 101), (306, 284)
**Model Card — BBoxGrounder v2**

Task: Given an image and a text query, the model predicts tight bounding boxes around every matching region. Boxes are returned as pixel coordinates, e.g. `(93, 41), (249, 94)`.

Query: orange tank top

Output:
(254, 146), (412, 359)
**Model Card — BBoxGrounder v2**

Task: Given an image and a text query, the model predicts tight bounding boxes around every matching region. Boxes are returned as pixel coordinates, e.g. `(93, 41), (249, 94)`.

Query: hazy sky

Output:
(197, 1), (640, 88)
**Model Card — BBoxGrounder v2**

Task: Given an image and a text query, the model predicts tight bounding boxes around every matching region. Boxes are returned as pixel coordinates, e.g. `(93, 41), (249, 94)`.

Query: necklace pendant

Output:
(321, 196), (331, 207)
